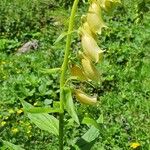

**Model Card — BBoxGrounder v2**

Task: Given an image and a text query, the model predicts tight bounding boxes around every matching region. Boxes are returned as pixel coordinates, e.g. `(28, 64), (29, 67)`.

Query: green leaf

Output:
(82, 117), (100, 129)
(2, 140), (25, 150)
(54, 30), (77, 45)
(63, 87), (79, 124)
(54, 32), (68, 44)
(53, 101), (60, 108)
(82, 126), (99, 142)
(73, 126), (99, 150)
(21, 100), (59, 136)
(73, 115), (105, 150)
(24, 107), (60, 113)
(97, 113), (104, 124)
(40, 68), (60, 74)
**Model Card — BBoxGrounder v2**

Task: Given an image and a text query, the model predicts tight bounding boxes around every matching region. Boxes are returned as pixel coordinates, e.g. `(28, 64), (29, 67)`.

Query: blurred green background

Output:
(0, 0), (150, 149)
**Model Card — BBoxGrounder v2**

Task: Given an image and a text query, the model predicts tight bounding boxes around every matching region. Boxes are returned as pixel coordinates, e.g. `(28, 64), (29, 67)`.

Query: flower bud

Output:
(75, 89), (97, 105)
(81, 31), (103, 63)
(87, 1), (106, 34)
(70, 64), (87, 81)
(81, 57), (100, 83)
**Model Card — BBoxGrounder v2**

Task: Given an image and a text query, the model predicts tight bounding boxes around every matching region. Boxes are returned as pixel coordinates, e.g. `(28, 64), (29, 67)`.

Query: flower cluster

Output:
(70, 0), (120, 105)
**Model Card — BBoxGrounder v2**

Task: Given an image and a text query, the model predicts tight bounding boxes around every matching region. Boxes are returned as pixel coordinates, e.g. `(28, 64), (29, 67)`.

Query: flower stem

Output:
(59, 0), (79, 150)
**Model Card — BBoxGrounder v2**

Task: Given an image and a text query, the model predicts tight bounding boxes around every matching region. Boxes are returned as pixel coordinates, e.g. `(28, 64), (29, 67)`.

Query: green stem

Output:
(59, 0), (79, 150)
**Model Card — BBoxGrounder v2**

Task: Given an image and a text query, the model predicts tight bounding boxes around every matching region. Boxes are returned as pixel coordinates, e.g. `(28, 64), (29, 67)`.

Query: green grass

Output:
(0, 0), (150, 149)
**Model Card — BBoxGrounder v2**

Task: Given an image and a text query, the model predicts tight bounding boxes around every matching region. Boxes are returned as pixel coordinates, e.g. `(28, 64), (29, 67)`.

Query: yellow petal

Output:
(70, 64), (87, 81)
(75, 89), (97, 105)
(87, 1), (106, 34)
(81, 57), (100, 83)
(82, 22), (96, 38)
(81, 31), (103, 63)
(130, 142), (140, 149)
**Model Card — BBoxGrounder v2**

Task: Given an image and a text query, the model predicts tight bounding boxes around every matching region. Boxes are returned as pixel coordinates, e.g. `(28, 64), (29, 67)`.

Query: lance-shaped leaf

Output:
(81, 57), (100, 83)
(54, 30), (77, 45)
(63, 87), (79, 124)
(2, 140), (25, 150)
(75, 89), (97, 105)
(40, 68), (60, 74)
(81, 31), (103, 63)
(21, 100), (59, 136)
(70, 64), (87, 81)
(87, 1), (106, 34)
(24, 107), (60, 114)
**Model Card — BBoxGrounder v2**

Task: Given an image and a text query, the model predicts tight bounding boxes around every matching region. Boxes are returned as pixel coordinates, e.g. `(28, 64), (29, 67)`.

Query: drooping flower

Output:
(75, 89), (97, 105)
(81, 30), (103, 63)
(87, 1), (106, 34)
(70, 64), (87, 81)
(81, 22), (96, 38)
(81, 57), (100, 83)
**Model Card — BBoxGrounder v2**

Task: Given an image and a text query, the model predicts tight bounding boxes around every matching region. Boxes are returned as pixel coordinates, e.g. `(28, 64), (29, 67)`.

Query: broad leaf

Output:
(24, 107), (60, 113)
(82, 126), (99, 142)
(63, 87), (79, 124)
(2, 140), (25, 150)
(73, 126), (99, 150)
(82, 117), (100, 129)
(72, 115), (104, 150)
(22, 100), (59, 136)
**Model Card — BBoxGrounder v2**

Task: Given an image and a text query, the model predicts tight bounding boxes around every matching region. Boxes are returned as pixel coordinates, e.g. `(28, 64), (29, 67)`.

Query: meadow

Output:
(0, 0), (150, 149)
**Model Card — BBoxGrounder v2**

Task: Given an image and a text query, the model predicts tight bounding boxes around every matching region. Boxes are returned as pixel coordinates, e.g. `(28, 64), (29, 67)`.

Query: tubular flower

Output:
(81, 30), (103, 63)
(75, 89), (97, 105)
(87, 1), (106, 34)
(81, 22), (96, 38)
(70, 64), (87, 81)
(81, 57), (100, 83)
(70, 0), (119, 105)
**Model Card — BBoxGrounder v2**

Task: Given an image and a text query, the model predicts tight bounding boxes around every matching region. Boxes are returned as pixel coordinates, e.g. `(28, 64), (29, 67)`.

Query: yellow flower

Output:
(81, 22), (96, 38)
(75, 89), (97, 105)
(81, 57), (100, 83)
(11, 128), (19, 134)
(1, 61), (6, 64)
(33, 102), (38, 106)
(17, 109), (23, 114)
(87, 1), (106, 34)
(130, 142), (140, 149)
(1, 121), (6, 127)
(27, 130), (31, 134)
(70, 64), (87, 81)
(81, 31), (103, 63)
